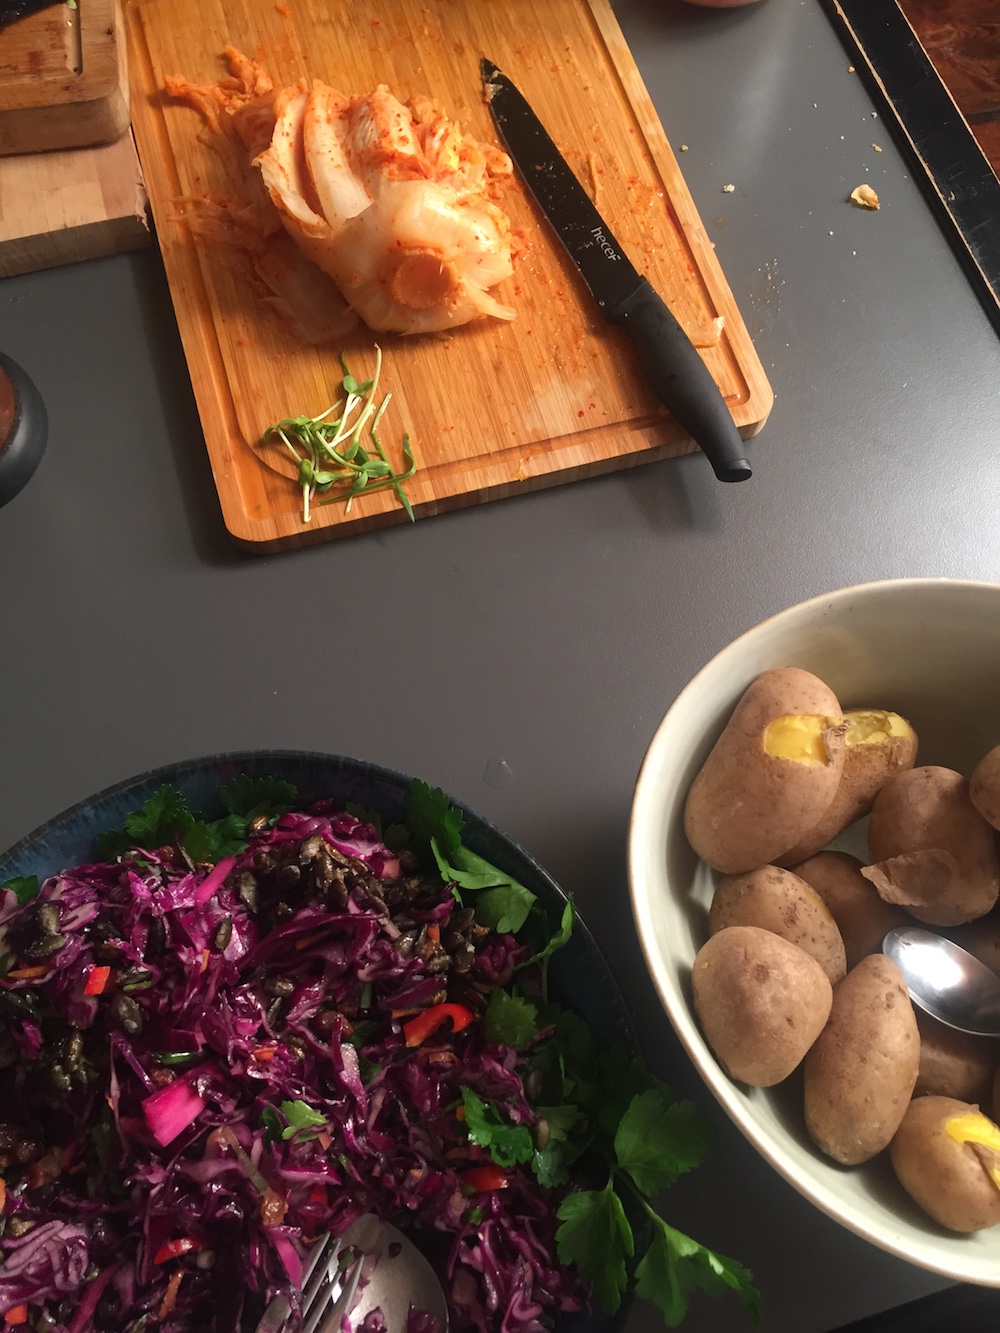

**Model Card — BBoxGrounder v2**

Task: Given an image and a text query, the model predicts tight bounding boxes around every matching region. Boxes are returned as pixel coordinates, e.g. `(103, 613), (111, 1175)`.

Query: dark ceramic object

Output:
(0, 351), (47, 507)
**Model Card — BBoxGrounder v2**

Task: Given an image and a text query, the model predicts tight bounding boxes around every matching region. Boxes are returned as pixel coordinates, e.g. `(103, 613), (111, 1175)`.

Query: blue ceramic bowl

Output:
(0, 751), (636, 1331)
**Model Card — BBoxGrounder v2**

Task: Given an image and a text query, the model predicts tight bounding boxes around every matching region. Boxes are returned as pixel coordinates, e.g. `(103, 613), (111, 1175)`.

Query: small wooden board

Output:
(0, 128), (150, 278)
(125, 0), (773, 551)
(0, 0), (130, 155)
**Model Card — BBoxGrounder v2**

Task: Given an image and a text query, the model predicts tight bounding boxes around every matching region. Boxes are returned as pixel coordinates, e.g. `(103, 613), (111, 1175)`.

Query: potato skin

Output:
(971, 744), (1000, 832)
(913, 1009), (997, 1108)
(684, 667), (846, 875)
(804, 954), (919, 1165)
(691, 925), (833, 1087)
(890, 1096), (1000, 1232)
(863, 766), (1000, 925)
(777, 710), (917, 865)
(791, 851), (908, 970)
(709, 865), (846, 984)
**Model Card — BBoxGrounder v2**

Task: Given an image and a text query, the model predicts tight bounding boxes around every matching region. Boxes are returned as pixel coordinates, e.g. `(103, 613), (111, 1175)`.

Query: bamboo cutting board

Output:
(125, 0), (773, 551)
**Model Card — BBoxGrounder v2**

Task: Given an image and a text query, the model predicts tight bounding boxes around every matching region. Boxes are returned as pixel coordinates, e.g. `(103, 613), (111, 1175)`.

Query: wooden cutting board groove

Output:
(125, 0), (772, 551)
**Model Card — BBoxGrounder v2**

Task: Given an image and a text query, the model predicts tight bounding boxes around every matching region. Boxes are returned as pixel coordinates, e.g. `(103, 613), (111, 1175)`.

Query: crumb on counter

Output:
(849, 184), (880, 210)
(722, 183), (735, 193)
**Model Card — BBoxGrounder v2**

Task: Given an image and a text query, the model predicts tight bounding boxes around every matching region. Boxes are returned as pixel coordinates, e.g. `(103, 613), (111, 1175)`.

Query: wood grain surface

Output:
(125, 0), (773, 551)
(0, 128), (150, 278)
(0, 0), (129, 155)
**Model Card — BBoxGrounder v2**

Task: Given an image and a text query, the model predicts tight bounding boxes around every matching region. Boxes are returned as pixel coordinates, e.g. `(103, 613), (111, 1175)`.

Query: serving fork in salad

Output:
(256, 1214), (449, 1333)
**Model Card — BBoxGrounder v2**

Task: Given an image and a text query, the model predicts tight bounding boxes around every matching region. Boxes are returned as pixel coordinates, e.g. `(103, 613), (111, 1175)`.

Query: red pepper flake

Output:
(83, 965), (111, 996)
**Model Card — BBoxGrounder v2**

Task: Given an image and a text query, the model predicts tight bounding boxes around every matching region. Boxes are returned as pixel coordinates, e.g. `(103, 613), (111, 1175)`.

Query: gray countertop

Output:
(2, 0), (999, 1329)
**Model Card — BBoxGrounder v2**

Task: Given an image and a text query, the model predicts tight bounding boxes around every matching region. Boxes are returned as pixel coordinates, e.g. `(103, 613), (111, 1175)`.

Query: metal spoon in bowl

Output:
(883, 926), (1000, 1038)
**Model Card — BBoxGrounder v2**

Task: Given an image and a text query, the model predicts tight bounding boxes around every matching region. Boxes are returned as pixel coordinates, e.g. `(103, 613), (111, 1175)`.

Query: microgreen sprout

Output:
(262, 347), (416, 524)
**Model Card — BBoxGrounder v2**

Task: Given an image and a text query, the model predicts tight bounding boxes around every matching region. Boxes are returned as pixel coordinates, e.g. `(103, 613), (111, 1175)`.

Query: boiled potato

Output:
(803, 953), (919, 1165)
(709, 865), (846, 984)
(970, 743), (1000, 831)
(890, 1096), (1000, 1232)
(790, 851), (908, 970)
(913, 1009), (996, 1108)
(862, 766), (1000, 925)
(691, 925), (833, 1087)
(684, 667), (847, 874)
(777, 709), (917, 865)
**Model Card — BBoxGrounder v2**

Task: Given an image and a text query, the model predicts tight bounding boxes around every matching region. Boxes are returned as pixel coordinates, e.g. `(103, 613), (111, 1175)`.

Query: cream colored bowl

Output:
(628, 578), (1000, 1285)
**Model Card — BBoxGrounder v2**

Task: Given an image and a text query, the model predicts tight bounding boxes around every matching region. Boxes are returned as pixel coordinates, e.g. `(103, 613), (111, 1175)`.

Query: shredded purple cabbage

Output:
(0, 805), (587, 1332)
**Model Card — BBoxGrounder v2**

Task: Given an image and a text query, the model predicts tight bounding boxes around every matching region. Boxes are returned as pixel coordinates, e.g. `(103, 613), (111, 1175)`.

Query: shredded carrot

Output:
(6, 965), (49, 981)
(0, 1180), (6, 1211)
(4, 1307), (28, 1326)
(455, 1105), (466, 1122)
(389, 1007), (422, 1020)
(426, 924), (440, 944)
(254, 1046), (277, 1061)
(158, 1271), (184, 1321)
(293, 930), (329, 951)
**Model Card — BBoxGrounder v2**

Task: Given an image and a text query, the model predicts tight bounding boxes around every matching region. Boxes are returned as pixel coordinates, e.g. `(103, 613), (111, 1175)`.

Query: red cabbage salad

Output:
(0, 776), (759, 1333)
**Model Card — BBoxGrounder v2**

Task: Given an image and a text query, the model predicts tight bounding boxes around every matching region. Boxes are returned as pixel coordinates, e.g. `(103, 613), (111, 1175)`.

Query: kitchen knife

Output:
(481, 58), (752, 483)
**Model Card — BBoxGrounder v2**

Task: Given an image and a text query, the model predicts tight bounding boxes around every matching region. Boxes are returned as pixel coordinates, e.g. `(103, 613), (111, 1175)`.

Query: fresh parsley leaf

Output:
(530, 898), (574, 966)
(2, 875), (40, 905)
(483, 989), (538, 1049)
(220, 775), (296, 821)
(260, 1106), (283, 1147)
(127, 786), (192, 847)
(97, 786), (194, 857)
(635, 1217), (762, 1328)
(556, 1182), (634, 1315)
(279, 1099), (327, 1141)
(595, 1046), (660, 1138)
(182, 814), (248, 864)
(530, 1104), (588, 1188)
(614, 1090), (716, 1195)
(405, 781), (538, 929)
(473, 881), (536, 935)
(461, 1086), (534, 1168)
(405, 781), (464, 861)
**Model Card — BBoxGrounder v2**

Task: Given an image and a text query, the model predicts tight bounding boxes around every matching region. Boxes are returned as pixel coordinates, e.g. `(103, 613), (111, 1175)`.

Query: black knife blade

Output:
(481, 58), (752, 483)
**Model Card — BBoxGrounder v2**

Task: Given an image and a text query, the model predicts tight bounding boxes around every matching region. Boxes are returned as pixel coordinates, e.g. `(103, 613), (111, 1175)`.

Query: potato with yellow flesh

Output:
(709, 865), (846, 984)
(777, 710), (918, 865)
(691, 925), (833, 1087)
(970, 743), (1000, 831)
(913, 1009), (997, 1108)
(684, 667), (847, 874)
(862, 766), (1000, 925)
(790, 851), (908, 970)
(890, 1096), (1000, 1232)
(803, 953), (919, 1165)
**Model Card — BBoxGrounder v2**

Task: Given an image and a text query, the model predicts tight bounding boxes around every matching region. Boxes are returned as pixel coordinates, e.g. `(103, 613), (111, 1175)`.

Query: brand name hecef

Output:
(591, 227), (620, 260)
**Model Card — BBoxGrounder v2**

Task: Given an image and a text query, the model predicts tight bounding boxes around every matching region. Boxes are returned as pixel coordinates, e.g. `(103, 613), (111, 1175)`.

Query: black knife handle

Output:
(606, 278), (751, 483)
